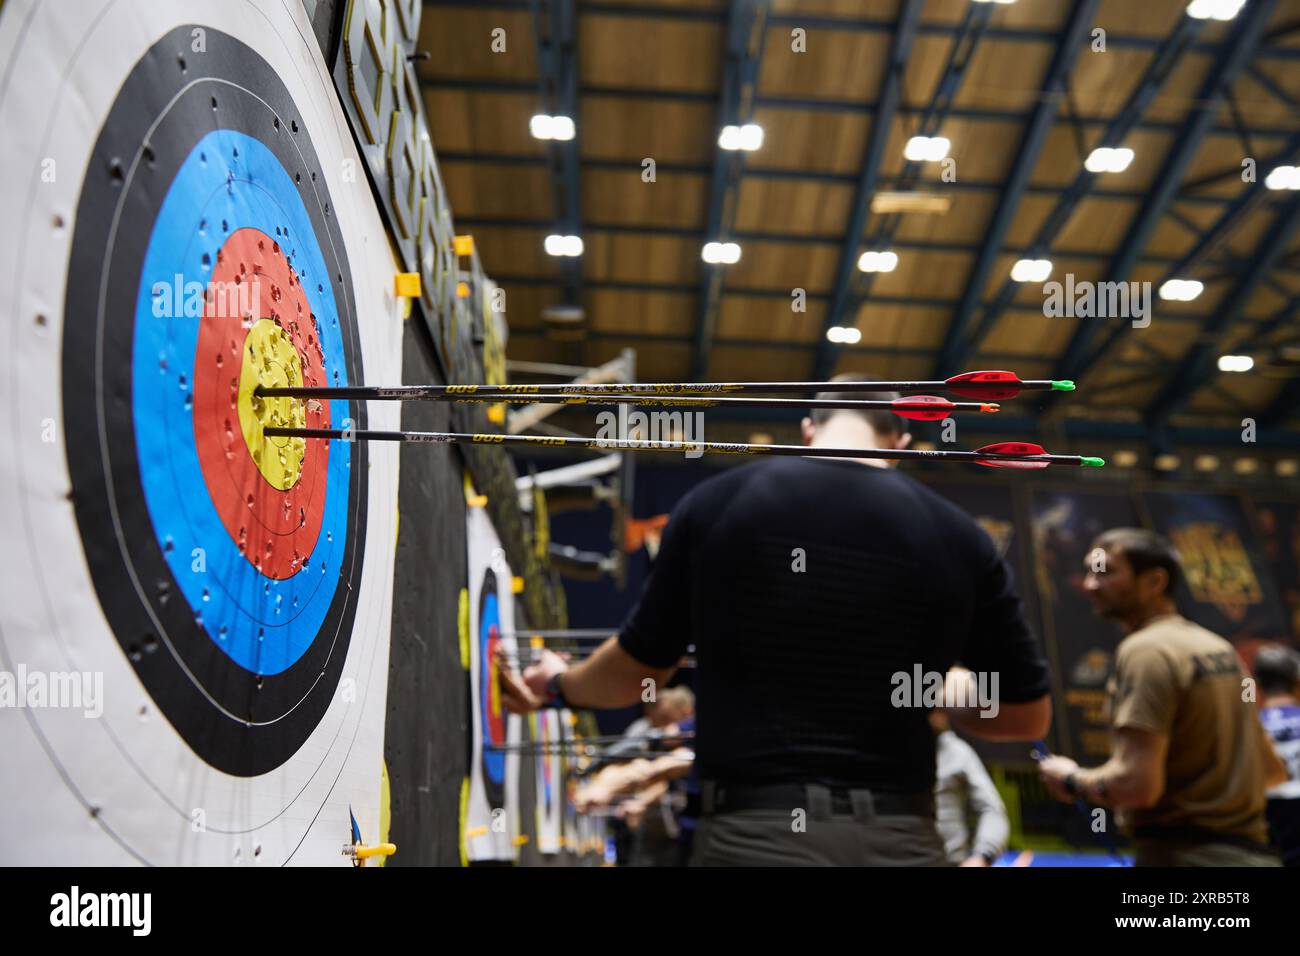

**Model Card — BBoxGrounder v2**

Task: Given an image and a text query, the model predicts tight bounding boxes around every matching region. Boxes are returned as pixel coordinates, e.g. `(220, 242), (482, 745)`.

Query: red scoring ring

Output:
(485, 623), (506, 744)
(192, 227), (331, 580)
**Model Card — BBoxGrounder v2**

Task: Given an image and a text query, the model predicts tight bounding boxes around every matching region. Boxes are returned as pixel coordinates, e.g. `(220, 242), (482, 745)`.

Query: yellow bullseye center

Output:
(237, 318), (307, 490)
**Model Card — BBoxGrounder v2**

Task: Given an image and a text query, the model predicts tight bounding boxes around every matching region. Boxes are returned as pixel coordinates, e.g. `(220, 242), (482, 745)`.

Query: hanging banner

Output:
(1249, 497), (1300, 642)
(1143, 491), (1290, 645)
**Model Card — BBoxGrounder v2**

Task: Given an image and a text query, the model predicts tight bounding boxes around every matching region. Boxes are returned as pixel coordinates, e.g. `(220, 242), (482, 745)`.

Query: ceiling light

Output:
(870, 191), (951, 214)
(1158, 278), (1204, 301)
(541, 305), (585, 325)
(544, 234), (583, 257)
(903, 135), (951, 162)
(719, 123), (764, 152)
(701, 241), (741, 265)
(1084, 146), (1135, 173)
(530, 114), (575, 141)
(826, 326), (862, 345)
(1217, 354), (1253, 372)
(1186, 0), (1247, 21)
(1010, 258), (1052, 282)
(857, 250), (899, 273)
(1265, 165), (1300, 190)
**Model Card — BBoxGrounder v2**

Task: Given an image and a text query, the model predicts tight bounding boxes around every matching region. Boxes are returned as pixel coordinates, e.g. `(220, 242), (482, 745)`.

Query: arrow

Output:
(499, 635), (697, 655)
(256, 370), (1071, 401)
(255, 388), (998, 419)
(498, 629), (620, 640)
(488, 730), (695, 753)
(499, 649), (698, 669)
(263, 427), (1104, 469)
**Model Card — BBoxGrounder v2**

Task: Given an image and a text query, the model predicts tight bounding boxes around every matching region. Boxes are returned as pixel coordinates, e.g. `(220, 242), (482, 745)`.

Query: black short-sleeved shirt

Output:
(619, 457), (1050, 793)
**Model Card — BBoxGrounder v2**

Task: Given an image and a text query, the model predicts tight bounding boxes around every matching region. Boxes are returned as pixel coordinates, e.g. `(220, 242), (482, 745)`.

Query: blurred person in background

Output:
(930, 710), (1009, 866)
(1038, 529), (1286, 866)
(1254, 645), (1300, 866)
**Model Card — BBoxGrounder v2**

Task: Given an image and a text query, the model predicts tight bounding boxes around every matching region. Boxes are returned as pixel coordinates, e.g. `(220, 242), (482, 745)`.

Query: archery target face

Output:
(464, 504), (520, 862)
(559, 709), (581, 852)
(478, 568), (507, 809)
(0, 0), (401, 865)
(534, 708), (562, 855)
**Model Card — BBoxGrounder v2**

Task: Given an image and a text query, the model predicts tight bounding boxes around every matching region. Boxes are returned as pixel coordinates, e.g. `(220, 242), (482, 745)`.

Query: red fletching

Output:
(974, 442), (1051, 469)
(891, 395), (954, 421)
(944, 370), (1024, 400)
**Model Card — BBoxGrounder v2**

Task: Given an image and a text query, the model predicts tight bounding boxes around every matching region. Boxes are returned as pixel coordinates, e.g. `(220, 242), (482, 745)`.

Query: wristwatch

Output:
(544, 671), (568, 709)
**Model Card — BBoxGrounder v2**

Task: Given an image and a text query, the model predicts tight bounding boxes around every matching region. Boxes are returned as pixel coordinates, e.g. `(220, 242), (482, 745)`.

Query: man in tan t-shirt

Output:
(1038, 527), (1286, 866)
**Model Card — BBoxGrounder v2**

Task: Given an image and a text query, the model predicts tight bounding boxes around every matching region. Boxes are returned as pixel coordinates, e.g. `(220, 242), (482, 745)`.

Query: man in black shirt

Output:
(500, 377), (1052, 865)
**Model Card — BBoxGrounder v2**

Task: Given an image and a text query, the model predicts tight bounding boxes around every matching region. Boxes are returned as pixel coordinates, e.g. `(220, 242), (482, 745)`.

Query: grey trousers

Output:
(1133, 837), (1282, 867)
(690, 787), (951, 867)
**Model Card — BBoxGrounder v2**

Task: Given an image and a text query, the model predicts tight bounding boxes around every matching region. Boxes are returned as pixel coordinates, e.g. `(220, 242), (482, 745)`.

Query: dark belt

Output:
(1133, 824), (1273, 854)
(698, 781), (934, 820)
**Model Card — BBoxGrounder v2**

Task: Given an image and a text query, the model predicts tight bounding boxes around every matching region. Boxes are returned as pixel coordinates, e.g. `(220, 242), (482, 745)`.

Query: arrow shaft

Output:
(503, 651), (698, 668)
(264, 426), (1092, 466)
(256, 379), (1053, 399)
(255, 388), (991, 413)
(500, 629), (619, 640)
(488, 731), (695, 752)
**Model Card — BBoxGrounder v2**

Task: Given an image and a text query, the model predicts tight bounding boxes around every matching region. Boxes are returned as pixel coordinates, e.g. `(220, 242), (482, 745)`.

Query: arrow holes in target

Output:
(62, 28), (369, 776)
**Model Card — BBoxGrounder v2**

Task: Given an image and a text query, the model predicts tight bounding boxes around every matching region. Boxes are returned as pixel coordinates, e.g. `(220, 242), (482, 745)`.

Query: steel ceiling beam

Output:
(508, 325), (1102, 361)
(1145, 193), (1300, 422)
(531, 0), (582, 312)
(491, 272), (1290, 329)
(1235, 287), (1300, 354)
(421, 76), (1300, 139)
(1262, 374), (1300, 426)
(450, 218), (1223, 264)
(932, 0), (1099, 379)
(829, 5), (1002, 364)
(1052, 0), (1278, 387)
(950, 11), (1204, 374)
(1077, 127), (1300, 379)
(434, 150), (1268, 206)
(432, 0), (1300, 60)
(806, 0), (920, 380)
(690, 0), (770, 380)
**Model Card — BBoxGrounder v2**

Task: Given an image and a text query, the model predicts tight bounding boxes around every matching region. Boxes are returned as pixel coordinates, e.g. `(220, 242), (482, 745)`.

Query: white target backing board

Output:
(0, 0), (404, 865)
(464, 500), (521, 862)
(532, 708), (563, 855)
